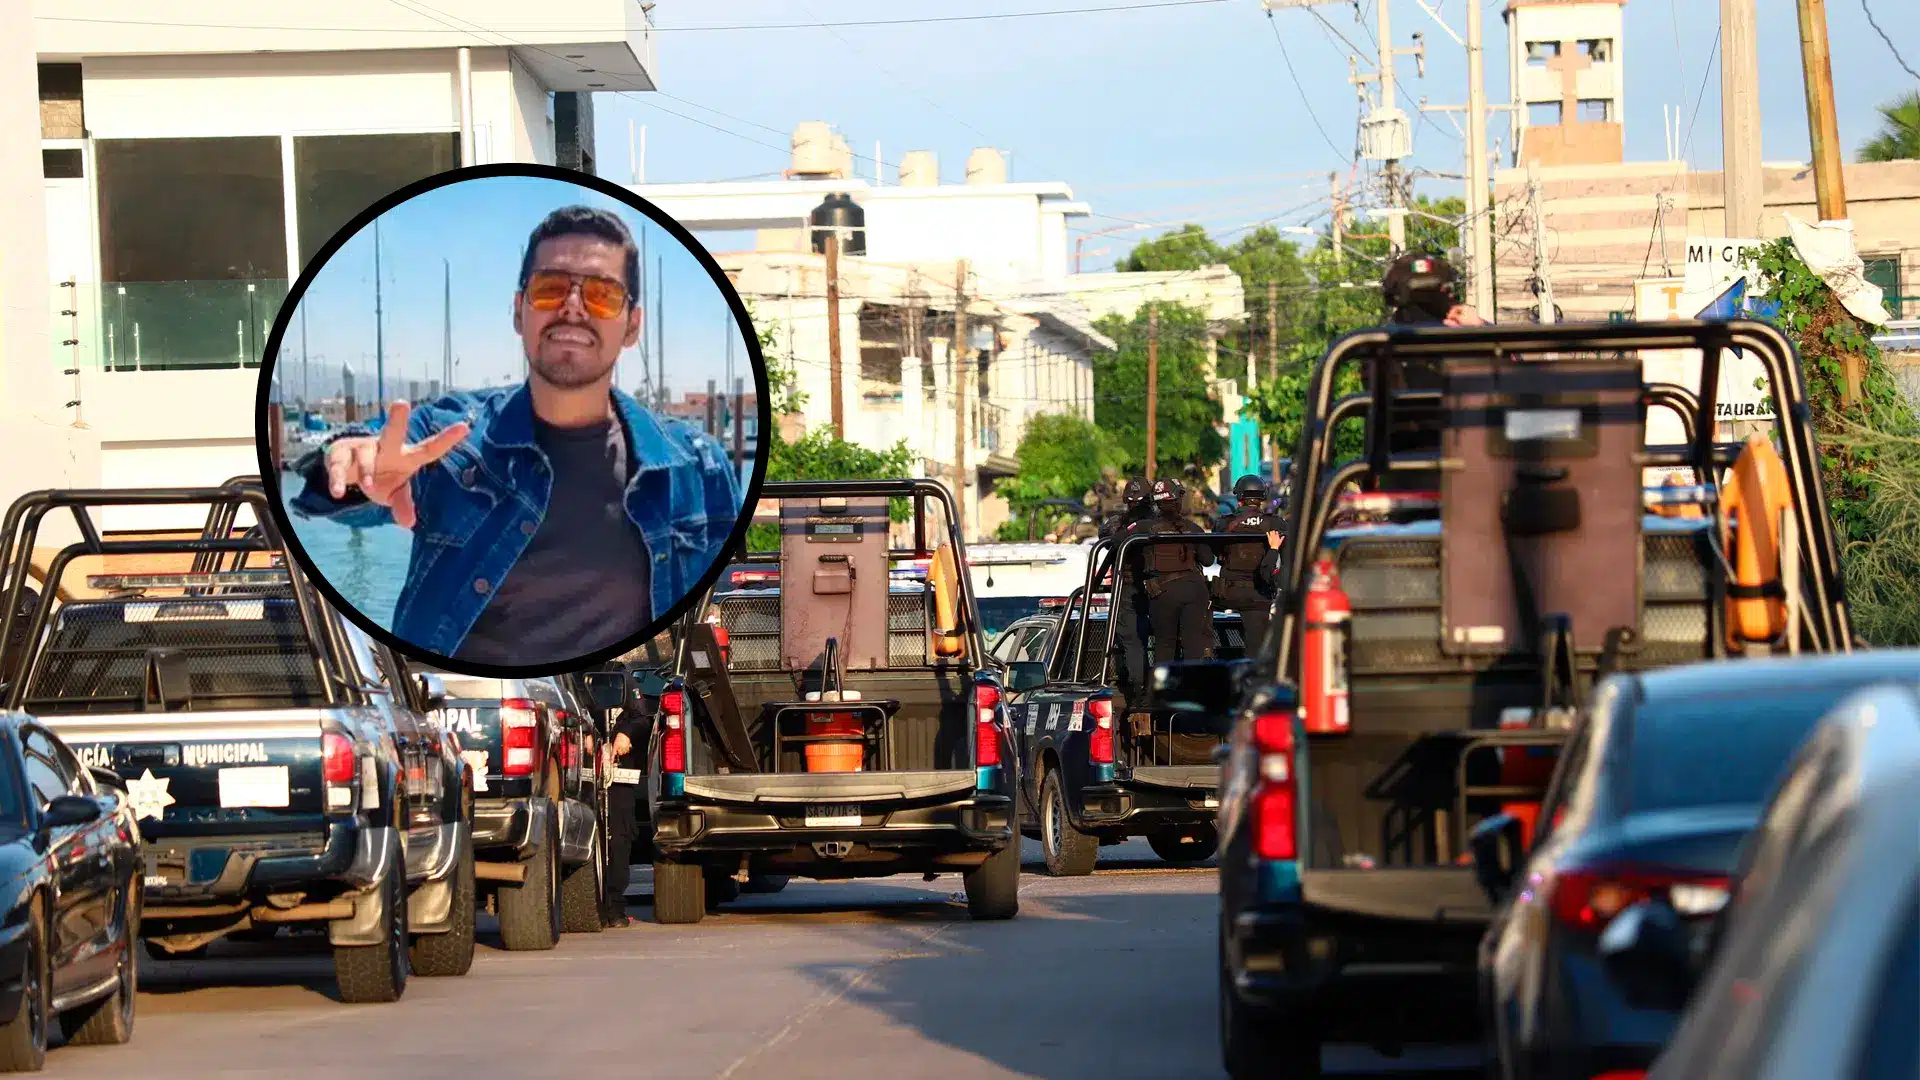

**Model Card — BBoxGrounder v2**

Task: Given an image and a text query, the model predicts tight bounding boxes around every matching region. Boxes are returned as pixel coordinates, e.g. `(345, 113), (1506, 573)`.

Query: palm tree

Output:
(1858, 90), (1919, 162)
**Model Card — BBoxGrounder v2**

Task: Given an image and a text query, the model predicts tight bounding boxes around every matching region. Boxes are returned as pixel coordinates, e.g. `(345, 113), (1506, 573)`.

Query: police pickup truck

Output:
(0, 482), (476, 1005)
(1202, 321), (1857, 1078)
(642, 479), (1020, 924)
(1000, 531), (1265, 875)
(419, 670), (604, 948)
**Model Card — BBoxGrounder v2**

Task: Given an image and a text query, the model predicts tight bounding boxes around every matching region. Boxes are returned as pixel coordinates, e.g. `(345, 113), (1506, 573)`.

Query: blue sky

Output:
(283, 174), (750, 402)
(591, 0), (1916, 271)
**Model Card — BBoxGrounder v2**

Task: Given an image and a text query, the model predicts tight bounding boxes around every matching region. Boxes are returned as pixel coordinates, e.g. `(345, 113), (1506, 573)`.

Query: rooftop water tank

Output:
(898, 150), (939, 187)
(809, 193), (866, 256)
(965, 147), (1007, 186)
(829, 134), (854, 180)
(791, 121), (836, 176)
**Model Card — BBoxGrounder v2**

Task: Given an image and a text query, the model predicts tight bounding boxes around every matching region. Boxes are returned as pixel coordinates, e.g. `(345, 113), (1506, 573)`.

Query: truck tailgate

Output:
(1300, 867), (1493, 926)
(430, 699), (506, 792)
(47, 709), (331, 836)
(682, 770), (978, 807)
(1126, 765), (1218, 792)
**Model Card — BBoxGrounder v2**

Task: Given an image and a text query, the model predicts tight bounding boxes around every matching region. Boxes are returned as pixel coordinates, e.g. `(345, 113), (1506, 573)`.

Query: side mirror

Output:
(415, 672), (448, 713)
(1150, 658), (1250, 715)
(1469, 812), (1526, 904)
(1598, 898), (1696, 1012)
(41, 794), (102, 831)
(1007, 661), (1048, 692)
(585, 671), (630, 712)
(89, 767), (127, 794)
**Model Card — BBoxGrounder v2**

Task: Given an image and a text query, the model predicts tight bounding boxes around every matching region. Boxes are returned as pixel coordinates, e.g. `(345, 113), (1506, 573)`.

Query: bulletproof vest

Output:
(1148, 515), (1200, 574)
(1222, 506), (1269, 573)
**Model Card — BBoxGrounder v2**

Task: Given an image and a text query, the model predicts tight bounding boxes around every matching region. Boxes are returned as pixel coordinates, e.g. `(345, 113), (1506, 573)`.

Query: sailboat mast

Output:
(374, 218), (386, 406)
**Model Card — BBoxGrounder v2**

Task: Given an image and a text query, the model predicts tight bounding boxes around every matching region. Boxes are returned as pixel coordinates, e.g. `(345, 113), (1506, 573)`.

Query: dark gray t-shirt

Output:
(455, 416), (653, 666)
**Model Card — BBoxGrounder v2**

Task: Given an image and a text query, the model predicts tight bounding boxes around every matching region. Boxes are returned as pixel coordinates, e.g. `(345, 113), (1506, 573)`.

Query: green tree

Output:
(1118, 224), (1225, 272)
(994, 412), (1126, 538)
(1091, 301), (1226, 475)
(1858, 89), (1920, 162)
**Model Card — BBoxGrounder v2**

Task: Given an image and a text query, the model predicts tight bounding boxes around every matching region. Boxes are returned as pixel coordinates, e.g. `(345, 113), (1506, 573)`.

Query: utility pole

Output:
(1145, 306), (1160, 482)
(373, 217), (386, 405)
(1464, 0), (1493, 319)
(1331, 171), (1345, 268)
(953, 260), (971, 540)
(733, 374), (746, 471)
(1720, 0), (1764, 237)
(826, 231), (845, 439)
(1528, 163), (1556, 323)
(1378, 0), (1407, 254)
(1795, 0), (1849, 222)
(1265, 280), (1279, 385)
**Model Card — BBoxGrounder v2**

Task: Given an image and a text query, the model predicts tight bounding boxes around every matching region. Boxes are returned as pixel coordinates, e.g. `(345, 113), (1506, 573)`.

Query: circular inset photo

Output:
(257, 164), (768, 676)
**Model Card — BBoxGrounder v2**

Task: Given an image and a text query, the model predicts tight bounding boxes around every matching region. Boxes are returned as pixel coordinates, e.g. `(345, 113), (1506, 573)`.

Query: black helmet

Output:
(1383, 251), (1460, 322)
(1122, 477), (1148, 504)
(1150, 478), (1184, 507)
(1232, 474), (1268, 503)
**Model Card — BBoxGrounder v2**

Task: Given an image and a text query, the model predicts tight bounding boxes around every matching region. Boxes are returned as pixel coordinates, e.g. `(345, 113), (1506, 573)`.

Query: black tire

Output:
(1220, 936), (1321, 1079)
(963, 839), (1021, 920)
(0, 902), (48, 1071)
(409, 839), (476, 977)
(497, 813), (562, 952)
(1148, 827), (1219, 864)
(61, 936), (135, 1047)
(1040, 770), (1098, 877)
(560, 825), (605, 934)
(334, 845), (410, 1005)
(651, 861), (706, 925)
(741, 873), (790, 895)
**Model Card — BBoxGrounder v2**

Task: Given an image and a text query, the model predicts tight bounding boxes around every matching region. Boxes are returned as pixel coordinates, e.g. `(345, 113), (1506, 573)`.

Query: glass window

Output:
(293, 133), (460, 268)
(1526, 41), (1561, 66)
(1577, 99), (1613, 123)
(1529, 101), (1564, 127)
(94, 136), (288, 370)
(42, 148), (83, 179)
(20, 730), (78, 810)
(1624, 685), (1860, 814)
(1863, 257), (1902, 319)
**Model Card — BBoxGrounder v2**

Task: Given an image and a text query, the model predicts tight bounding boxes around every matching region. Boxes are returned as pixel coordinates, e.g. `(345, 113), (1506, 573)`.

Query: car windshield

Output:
(0, 742), (24, 828)
(1625, 684), (1866, 813)
(978, 597), (1047, 641)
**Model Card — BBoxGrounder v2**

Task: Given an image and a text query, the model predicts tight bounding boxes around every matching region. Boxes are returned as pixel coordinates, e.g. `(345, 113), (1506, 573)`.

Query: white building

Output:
(1505, 0), (1625, 167)
(15, 1), (651, 532)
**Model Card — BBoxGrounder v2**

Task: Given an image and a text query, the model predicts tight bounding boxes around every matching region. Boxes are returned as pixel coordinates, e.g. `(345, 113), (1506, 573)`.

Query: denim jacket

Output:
(288, 382), (743, 658)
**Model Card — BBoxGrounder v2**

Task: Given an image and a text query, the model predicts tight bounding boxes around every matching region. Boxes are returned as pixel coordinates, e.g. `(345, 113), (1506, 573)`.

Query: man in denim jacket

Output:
(288, 205), (742, 667)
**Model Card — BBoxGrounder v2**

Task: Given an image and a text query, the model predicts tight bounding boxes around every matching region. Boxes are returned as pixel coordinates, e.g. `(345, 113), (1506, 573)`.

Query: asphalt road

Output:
(43, 840), (1482, 1080)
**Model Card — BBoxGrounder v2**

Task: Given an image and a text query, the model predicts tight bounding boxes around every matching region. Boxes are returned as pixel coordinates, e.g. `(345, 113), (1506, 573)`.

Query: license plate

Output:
(217, 766), (289, 809)
(804, 804), (862, 827)
(611, 767), (643, 785)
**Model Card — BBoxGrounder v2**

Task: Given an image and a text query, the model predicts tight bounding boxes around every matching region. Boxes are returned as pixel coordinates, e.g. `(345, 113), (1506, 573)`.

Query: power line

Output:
(36, 1), (1230, 35)
(1860, 0), (1920, 82)
(1266, 12), (1349, 161)
(1681, 28), (1722, 165)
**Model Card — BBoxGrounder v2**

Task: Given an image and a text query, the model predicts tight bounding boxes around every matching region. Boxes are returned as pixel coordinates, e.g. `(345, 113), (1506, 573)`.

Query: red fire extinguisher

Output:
(1301, 559), (1351, 735)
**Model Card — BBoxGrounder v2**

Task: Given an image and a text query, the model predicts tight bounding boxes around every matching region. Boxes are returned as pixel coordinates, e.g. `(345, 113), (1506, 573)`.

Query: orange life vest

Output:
(1718, 435), (1794, 650)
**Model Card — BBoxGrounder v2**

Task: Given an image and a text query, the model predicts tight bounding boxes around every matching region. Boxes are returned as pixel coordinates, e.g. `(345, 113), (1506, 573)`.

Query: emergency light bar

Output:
(88, 569), (291, 591)
(122, 600), (267, 622)
(1336, 491), (1442, 516)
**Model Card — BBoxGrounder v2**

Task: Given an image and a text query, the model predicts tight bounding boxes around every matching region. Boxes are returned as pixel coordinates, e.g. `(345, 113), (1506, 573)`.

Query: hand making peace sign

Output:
(324, 401), (472, 530)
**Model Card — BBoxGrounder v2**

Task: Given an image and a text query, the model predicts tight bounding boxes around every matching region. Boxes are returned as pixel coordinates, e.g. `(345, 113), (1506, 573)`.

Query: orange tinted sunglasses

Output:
(523, 270), (631, 320)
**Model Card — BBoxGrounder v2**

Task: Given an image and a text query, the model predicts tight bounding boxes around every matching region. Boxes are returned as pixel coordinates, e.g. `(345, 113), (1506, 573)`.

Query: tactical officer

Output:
(600, 664), (648, 928)
(1106, 478), (1154, 685)
(1141, 478), (1218, 664)
(1215, 475), (1278, 656)
(1374, 252), (1486, 494)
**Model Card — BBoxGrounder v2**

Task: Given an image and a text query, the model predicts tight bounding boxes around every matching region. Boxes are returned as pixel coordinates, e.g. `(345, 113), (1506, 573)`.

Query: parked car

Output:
(419, 671), (604, 948)
(1617, 675), (1919, 1080)
(0, 714), (144, 1070)
(1474, 651), (1920, 1080)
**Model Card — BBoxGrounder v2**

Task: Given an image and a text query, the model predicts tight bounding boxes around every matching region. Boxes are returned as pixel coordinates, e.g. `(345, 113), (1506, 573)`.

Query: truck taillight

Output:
(501, 697), (540, 777)
(322, 732), (356, 784)
(1088, 697), (1114, 765)
(1547, 867), (1731, 935)
(713, 625), (732, 665)
(661, 690), (686, 775)
(1301, 560), (1352, 735)
(974, 683), (1001, 768)
(1252, 706), (1297, 861)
